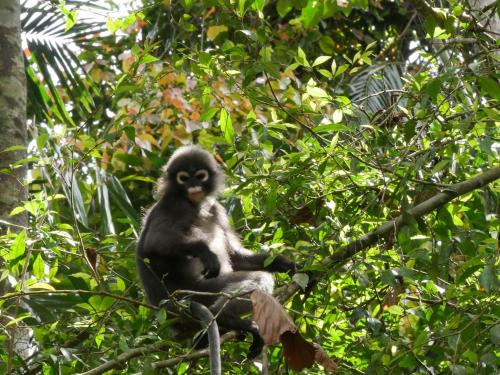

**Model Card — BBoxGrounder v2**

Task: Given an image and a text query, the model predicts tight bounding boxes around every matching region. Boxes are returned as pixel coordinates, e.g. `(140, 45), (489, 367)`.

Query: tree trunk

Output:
(0, 0), (27, 230)
(0, 1), (29, 370)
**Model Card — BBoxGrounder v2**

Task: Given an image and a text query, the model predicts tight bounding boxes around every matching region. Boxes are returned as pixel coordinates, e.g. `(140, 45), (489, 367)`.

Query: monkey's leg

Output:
(214, 307), (264, 359)
(193, 271), (274, 358)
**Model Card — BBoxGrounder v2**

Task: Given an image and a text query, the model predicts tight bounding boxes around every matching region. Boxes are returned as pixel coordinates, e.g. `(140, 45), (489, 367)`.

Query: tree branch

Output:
(151, 332), (239, 370)
(78, 341), (170, 375)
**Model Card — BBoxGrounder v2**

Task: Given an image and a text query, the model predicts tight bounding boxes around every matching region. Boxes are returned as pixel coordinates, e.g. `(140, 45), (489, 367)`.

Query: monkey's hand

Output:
(200, 251), (221, 279)
(265, 255), (296, 274)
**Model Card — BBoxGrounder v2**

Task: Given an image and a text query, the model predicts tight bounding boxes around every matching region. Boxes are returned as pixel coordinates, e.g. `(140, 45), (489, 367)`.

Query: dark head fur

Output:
(156, 145), (224, 200)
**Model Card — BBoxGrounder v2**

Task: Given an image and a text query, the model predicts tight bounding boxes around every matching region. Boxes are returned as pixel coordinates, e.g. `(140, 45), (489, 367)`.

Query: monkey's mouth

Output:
(187, 186), (205, 203)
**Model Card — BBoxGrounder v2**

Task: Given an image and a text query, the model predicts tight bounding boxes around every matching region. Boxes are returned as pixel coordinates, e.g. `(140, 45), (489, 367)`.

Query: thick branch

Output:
(151, 332), (238, 370)
(326, 166), (500, 264)
(78, 342), (169, 375)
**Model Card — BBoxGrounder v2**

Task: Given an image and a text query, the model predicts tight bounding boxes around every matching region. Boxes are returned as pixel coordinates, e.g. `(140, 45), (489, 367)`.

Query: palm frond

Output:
(349, 63), (404, 114)
(22, 0), (109, 124)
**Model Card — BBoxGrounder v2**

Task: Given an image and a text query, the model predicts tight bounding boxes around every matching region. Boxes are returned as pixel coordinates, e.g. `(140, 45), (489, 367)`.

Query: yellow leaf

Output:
(137, 133), (159, 148)
(28, 282), (55, 291)
(207, 25), (228, 41)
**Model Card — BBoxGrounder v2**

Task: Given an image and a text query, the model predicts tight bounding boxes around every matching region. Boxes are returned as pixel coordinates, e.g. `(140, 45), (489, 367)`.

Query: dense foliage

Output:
(1, 0), (499, 373)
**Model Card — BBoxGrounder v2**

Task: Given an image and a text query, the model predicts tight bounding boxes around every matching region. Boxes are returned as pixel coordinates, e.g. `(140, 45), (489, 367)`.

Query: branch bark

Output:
(151, 332), (239, 370)
(78, 341), (170, 375)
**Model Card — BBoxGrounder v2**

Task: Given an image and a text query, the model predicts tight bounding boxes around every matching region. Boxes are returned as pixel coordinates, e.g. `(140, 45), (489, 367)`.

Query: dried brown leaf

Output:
(280, 331), (315, 371)
(313, 343), (338, 372)
(250, 290), (295, 345)
(382, 285), (404, 310)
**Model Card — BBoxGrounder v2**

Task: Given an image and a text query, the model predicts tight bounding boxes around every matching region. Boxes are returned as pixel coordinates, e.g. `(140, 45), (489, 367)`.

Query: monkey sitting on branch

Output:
(136, 145), (295, 359)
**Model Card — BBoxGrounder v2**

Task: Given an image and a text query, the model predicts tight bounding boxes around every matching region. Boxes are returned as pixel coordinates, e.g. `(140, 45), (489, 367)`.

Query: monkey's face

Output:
(175, 168), (211, 203)
(163, 146), (223, 203)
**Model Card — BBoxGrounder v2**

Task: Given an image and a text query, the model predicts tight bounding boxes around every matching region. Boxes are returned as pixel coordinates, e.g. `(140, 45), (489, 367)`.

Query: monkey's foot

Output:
(247, 334), (264, 359)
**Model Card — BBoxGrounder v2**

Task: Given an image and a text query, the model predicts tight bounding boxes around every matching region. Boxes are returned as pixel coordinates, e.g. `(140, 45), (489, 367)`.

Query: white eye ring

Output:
(195, 169), (209, 182)
(176, 171), (190, 185)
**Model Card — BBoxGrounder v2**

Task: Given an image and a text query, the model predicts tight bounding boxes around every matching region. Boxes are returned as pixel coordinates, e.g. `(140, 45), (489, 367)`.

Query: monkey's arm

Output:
(229, 248), (295, 273)
(214, 203), (295, 273)
(179, 241), (221, 278)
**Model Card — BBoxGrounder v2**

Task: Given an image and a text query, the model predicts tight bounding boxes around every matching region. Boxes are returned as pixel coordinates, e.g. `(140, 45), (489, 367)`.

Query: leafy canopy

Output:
(1, 0), (499, 374)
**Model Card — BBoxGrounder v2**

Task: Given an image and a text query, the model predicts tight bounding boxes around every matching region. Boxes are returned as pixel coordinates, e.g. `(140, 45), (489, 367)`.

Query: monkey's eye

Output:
(195, 169), (209, 182)
(176, 171), (190, 184)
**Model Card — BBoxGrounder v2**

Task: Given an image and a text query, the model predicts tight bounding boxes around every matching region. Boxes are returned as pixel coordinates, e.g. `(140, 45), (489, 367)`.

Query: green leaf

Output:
(479, 265), (496, 293)
(431, 159), (449, 174)
(200, 108), (219, 121)
(319, 35), (335, 54)
(332, 109), (343, 123)
(385, 305), (404, 315)
(317, 69), (333, 78)
(140, 54), (159, 64)
(296, 47), (309, 67)
(207, 25), (228, 41)
(9, 230), (26, 260)
(334, 64), (348, 77)
(9, 206), (26, 216)
(218, 108), (235, 144)
(33, 254), (45, 279)
(478, 76), (500, 100)
(292, 273), (309, 290)
(28, 282), (55, 291)
(312, 56), (331, 67)
(277, 0), (293, 17)
(1, 145), (26, 152)
(314, 123), (353, 133)
(58, 6), (77, 32)
(106, 17), (121, 33)
(64, 175), (88, 227)
(108, 175), (140, 229)
(306, 86), (329, 98)
(490, 325), (500, 346)
(301, 0), (322, 28)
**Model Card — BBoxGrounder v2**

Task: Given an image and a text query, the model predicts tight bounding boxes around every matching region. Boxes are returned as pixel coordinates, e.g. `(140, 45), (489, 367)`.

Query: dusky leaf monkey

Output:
(136, 145), (294, 358)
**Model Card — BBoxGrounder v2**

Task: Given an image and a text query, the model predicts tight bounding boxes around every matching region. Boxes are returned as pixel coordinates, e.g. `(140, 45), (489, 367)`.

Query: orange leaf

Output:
(170, 97), (184, 110)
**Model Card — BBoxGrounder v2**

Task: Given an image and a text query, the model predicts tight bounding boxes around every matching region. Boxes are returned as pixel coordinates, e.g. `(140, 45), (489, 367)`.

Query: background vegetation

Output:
(1, 0), (499, 373)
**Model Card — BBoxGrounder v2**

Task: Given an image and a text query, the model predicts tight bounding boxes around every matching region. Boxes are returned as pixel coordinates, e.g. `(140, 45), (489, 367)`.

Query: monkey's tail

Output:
(190, 301), (221, 375)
